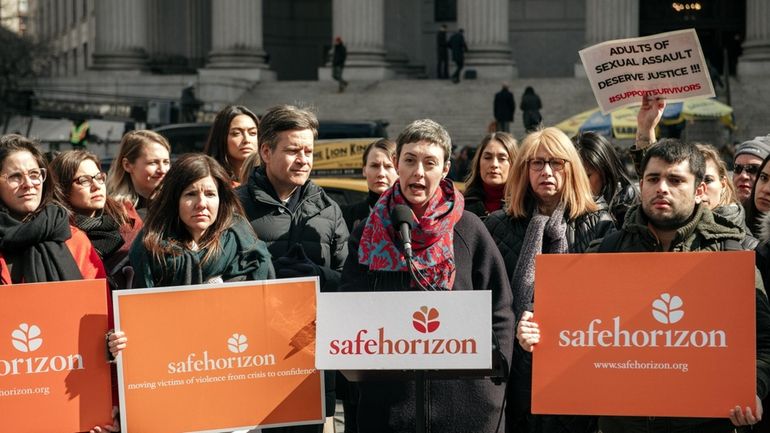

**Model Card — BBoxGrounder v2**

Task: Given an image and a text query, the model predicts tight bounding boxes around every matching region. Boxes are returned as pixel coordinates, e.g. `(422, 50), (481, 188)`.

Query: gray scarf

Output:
(511, 203), (569, 319)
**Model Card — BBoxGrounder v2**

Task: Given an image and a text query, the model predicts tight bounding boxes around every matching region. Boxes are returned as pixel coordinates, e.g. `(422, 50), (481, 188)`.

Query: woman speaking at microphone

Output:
(339, 119), (515, 433)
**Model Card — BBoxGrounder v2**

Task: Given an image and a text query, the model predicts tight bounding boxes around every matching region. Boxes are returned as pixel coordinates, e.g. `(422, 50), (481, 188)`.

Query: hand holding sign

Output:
(516, 311), (540, 352)
(730, 396), (763, 427)
(636, 94), (667, 146)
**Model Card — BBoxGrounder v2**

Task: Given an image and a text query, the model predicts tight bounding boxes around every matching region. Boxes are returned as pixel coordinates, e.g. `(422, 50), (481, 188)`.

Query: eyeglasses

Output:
(72, 172), (107, 188)
(0, 168), (46, 187)
(528, 158), (569, 172)
(734, 164), (760, 176)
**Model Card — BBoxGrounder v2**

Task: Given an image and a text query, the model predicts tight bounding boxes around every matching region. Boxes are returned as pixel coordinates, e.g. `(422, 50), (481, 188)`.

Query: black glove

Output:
(274, 244), (326, 286)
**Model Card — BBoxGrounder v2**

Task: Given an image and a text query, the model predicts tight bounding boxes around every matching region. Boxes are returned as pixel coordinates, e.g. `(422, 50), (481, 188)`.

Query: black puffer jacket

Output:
(236, 167), (349, 292)
(484, 202), (616, 281)
(236, 167), (349, 421)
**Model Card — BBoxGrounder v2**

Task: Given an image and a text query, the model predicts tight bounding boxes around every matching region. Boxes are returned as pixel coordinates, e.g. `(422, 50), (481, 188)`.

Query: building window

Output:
(83, 42), (88, 70)
(72, 48), (78, 75)
(83, 0), (87, 19)
(435, 0), (457, 22)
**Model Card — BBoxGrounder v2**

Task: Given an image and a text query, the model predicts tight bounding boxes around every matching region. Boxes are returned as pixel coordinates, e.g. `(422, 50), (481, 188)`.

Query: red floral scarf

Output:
(358, 179), (464, 290)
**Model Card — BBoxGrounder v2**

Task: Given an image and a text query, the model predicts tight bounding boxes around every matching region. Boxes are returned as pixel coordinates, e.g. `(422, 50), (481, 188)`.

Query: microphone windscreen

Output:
(391, 204), (415, 227)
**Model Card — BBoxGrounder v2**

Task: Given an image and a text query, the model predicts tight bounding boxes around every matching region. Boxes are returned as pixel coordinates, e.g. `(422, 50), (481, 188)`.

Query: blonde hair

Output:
(696, 143), (739, 208)
(107, 130), (170, 205)
(239, 150), (261, 184)
(505, 127), (598, 219)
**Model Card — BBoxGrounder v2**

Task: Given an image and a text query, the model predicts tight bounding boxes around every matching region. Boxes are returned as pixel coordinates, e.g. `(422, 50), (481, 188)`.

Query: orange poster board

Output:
(0, 279), (113, 432)
(114, 277), (323, 433)
(532, 252), (755, 418)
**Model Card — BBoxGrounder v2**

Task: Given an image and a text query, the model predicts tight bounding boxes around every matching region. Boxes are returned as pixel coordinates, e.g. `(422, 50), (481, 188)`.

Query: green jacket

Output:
(590, 203), (770, 432)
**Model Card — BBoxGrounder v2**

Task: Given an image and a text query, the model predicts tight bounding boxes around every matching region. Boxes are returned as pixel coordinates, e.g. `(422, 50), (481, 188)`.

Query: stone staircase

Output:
(236, 76), (769, 149)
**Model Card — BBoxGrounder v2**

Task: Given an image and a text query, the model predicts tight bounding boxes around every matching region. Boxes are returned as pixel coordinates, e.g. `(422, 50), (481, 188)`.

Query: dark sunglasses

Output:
(734, 164), (760, 175)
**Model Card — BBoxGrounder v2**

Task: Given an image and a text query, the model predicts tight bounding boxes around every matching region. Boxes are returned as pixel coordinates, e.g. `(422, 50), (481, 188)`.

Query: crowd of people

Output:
(2, 96), (769, 433)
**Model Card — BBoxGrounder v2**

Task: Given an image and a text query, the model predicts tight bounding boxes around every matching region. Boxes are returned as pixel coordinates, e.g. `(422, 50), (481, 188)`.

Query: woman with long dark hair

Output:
(203, 105), (259, 186)
(50, 150), (142, 288)
(485, 127), (615, 433)
(463, 132), (517, 219)
(340, 119), (514, 432)
(573, 131), (638, 227)
(129, 153), (271, 287)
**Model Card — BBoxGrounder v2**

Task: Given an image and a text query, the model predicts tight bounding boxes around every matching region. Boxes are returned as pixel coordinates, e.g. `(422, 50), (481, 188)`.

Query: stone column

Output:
(92, 0), (148, 70)
(201, 0), (274, 84)
(207, 0), (267, 69)
(320, 0), (393, 81)
(457, 0), (516, 79)
(576, 0), (639, 76)
(738, 0), (770, 76)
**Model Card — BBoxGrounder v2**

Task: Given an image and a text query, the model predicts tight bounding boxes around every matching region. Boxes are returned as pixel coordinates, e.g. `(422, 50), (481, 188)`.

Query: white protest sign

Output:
(316, 291), (491, 370)
(579, 29), (715, 113)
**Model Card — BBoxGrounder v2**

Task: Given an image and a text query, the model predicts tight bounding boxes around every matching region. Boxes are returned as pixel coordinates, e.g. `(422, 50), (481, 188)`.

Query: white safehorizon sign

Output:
(316, 291), (492, 370)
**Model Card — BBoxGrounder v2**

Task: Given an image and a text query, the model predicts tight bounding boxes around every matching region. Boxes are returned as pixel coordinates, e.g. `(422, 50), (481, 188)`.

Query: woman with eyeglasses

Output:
(50, 150), (143, 289)
(0, 134), (105, 284)
(106, 130), (171, 220)
(484, 127), (615, 433)
(0, 137), (117, 433)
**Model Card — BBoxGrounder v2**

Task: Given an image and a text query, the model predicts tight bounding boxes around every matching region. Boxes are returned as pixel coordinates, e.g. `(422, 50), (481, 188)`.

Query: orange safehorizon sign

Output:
(532, 252), (756, 418)
(114, 277), (324, 433)
(0, 279), (113, 432)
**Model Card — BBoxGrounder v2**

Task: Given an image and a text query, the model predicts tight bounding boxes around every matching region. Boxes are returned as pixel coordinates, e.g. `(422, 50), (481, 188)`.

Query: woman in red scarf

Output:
(464, 132), (518, 220)
(340, 119), (515, 432)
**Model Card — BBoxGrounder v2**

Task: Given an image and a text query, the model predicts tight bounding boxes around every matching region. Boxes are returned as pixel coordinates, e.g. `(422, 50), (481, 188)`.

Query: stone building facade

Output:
(24, 0), (770, 105)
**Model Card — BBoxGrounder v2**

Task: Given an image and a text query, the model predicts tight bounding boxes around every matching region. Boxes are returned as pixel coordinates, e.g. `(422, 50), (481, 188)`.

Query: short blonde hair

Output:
(239, 150), (261, 184)
(506, 127), (598, 219)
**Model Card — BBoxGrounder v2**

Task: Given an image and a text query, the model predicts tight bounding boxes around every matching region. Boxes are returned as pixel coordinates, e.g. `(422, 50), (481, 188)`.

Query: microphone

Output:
(391, 204), (415, 260)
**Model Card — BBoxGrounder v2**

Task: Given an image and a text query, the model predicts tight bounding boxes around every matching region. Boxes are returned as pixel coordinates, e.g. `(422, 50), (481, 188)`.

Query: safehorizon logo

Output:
(12, 323), (43, 353)
(227, 333), (248, 353)
(412, 306), (440, 333)
(167, 332), (275, 374)
(329, 306), (477, 356)
(652, 293), (684, 324)
(1, 323), (84, 376)
(558, 293), (727, 348)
